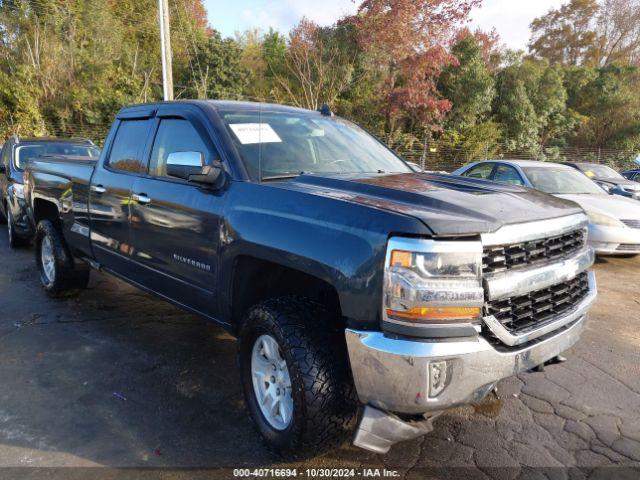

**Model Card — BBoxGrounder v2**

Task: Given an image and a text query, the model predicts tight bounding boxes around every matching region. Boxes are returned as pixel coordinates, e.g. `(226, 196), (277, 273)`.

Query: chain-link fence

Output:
(382, 136), (640, 173)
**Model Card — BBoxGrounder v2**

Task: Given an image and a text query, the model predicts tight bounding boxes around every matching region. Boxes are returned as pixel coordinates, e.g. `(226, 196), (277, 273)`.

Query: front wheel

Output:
(238, 297), (358, 458)
(34, 220), (89, 297)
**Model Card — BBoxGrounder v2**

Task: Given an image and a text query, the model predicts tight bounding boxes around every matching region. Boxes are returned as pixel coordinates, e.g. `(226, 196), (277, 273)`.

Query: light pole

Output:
(158, 0), (174, 101)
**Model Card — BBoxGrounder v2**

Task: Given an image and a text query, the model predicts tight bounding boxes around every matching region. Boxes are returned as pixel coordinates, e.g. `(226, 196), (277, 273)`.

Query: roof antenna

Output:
(319, 104), (333, 117)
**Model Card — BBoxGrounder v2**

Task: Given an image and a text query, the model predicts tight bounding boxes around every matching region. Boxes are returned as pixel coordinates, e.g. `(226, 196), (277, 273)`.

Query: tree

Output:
(568, 65), (640, 149)
(269, 18), (357, 110)
(439, 32), (496, 131)
(529, 0), (640, 67)
(236, 29), (268, 101)
(262, 28), (288, 78)
(493, 62), (540, 152)
(0, 0), (234, 141)
(345, 0), (481, 135)
(177, 30), (248, 99)
(596, 0), (640, 66)
(529, 0), (599, 66)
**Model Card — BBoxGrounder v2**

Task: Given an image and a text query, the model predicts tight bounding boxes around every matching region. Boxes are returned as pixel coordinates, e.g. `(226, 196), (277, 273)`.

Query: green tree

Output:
(439, 33), (496, 131)
(177, 31), (248, 99)
(568, 65), (640, 149)
(493, 62), (540, 152)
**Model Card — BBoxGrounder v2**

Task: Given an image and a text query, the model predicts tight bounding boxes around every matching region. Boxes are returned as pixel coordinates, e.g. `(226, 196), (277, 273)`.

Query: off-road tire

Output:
(7, 208), (30, 248)
(239, 296), (358, 458)
(34, 220), (89, 297)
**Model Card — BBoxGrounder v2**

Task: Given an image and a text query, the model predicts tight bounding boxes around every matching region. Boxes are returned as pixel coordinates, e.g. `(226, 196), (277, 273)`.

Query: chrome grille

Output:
(482, 229), (586, 274)
(621, 219), (640, 229)
(485, 272), (590, 334)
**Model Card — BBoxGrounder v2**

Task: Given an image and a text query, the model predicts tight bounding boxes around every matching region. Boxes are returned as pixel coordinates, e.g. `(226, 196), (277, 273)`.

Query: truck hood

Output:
(275, 173), (583, 236)
(555, 193), (640, 220)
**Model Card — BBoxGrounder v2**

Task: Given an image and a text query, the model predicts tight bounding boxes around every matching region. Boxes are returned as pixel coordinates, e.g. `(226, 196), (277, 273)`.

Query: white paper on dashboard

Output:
(229, 123), (283, 144)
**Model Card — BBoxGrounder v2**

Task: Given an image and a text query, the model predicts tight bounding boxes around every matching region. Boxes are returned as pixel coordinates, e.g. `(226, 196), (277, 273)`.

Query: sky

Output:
(203, 0), (566, 51)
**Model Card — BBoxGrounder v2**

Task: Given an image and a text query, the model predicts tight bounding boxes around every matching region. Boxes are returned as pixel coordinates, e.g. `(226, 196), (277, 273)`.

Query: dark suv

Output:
(622, 170), (640, 182)
(0, 137), (100, 247)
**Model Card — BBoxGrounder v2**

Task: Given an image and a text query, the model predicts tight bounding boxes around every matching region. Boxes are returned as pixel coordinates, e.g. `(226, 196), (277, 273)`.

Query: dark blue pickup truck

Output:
(24, 100), (597, 456)
(0, 136), (99, 247)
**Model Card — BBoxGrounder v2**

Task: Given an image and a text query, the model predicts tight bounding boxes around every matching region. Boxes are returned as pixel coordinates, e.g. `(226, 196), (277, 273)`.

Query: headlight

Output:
(586, 210), (624, 228)
(383, 238), (484, 332)
(12, 183), (24, 200)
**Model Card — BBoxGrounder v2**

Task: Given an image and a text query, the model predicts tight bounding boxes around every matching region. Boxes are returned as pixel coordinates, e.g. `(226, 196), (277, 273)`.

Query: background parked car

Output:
(453, 160), (640, 256)
(0, 137), (100, 248)
(622, 169), (640, 182)
(562, 162), (640, 199)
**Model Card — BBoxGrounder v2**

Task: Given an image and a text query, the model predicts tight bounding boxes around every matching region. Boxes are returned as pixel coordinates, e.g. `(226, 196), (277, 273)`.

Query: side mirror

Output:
(166, 151), (205, 180)
(188, 161), (225, 189)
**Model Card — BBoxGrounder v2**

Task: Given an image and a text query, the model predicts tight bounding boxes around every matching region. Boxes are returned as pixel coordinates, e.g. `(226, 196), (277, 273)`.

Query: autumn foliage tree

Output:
(345, 0), (481, 135)
(529, 0), (640, 67)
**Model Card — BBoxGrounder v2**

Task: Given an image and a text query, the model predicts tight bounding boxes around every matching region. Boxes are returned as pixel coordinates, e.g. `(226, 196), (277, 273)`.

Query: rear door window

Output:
(107, 119), (153, 174)
(464, 163), (494, 179)
(492, 165), (525, 186)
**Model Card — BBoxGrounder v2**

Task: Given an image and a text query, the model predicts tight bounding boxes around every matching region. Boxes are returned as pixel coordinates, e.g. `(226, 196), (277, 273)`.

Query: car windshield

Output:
(15, 143), (100, 169)
(523, 167), (606, 194)
(219, 109), (412, 180)
(578, 164), (623, 180)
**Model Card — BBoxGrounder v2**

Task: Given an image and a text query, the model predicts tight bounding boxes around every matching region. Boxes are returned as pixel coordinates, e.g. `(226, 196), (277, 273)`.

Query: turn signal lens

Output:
(390, 250), (412, 268)
(386, 307), (482, 322)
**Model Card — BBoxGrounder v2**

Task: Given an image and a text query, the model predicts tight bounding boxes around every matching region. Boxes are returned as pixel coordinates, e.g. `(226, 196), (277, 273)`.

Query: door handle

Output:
(132, 193), (152, 205)
(91, 185), (106, 194)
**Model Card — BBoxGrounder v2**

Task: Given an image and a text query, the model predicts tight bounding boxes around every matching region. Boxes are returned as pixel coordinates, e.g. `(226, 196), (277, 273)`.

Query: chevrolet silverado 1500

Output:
(24, 101), (597, 456)
(0, 136), (99, 247)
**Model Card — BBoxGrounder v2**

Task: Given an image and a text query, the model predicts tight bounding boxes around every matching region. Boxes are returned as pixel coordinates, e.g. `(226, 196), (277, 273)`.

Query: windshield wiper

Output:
(261, 172), (310, 182)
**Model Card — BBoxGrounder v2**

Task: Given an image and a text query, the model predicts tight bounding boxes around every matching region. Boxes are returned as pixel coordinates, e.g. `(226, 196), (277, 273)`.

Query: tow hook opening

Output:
(530, 354), (567, 373)
(353, 405), (442, 454)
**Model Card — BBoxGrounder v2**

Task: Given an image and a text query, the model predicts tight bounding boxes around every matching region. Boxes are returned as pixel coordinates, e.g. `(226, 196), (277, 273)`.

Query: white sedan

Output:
(452, 160), (640, 255)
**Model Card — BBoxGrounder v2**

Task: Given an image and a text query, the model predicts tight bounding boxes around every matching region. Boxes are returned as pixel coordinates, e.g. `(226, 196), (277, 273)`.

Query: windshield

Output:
(577, 164), (623, 180)
(523, 167), (606, 195)
(15, 143), (100, 169)
(219, 109), (412, 180)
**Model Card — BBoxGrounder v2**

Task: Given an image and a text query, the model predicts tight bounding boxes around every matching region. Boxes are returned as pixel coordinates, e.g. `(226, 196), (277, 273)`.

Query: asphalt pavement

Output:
(0, 232), (638, 479)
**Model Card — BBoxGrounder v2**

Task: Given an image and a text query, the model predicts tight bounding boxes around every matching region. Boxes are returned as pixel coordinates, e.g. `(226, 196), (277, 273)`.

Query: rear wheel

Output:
(238, 297), (358, 458)
(34, 220), (89, 297)
(7, 209), (29, 248)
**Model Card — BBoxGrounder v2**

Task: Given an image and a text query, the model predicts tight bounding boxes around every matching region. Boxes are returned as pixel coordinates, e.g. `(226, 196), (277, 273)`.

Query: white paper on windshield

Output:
(229, 123), (282, 145)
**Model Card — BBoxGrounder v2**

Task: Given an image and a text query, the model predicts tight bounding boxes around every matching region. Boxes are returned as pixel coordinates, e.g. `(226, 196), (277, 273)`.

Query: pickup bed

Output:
(24, 100), (597, 456)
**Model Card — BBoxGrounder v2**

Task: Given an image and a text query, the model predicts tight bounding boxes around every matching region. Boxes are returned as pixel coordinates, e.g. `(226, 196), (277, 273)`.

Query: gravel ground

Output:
(0, 232), (638, 479)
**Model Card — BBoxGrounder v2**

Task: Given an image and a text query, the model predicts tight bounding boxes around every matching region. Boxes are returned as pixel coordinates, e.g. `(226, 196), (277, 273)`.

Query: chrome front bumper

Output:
(346, 272), (596, 415)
